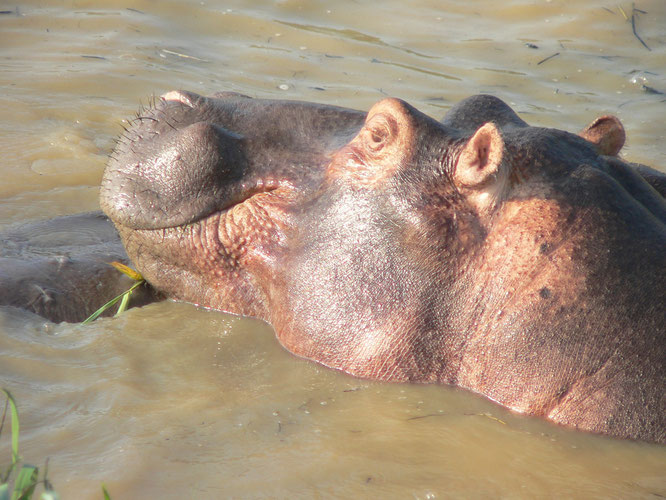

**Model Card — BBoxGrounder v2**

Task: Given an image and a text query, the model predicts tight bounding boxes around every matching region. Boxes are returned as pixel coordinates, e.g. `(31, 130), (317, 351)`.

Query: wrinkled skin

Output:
(20, 91), (666, 443)
(0, 213), (159, 323)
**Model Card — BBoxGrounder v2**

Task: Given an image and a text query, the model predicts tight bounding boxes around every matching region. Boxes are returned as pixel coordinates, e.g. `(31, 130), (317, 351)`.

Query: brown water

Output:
(1, 1), (665, 498)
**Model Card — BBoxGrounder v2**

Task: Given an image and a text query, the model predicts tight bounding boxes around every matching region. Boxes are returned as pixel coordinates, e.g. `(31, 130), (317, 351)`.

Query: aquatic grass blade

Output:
(83, 261), (145, 323)
(40, 492), (60, 500)
(101, 484), (111, 500)
(0, 401), (12, 484)
(81, 294), (125, 325)
(1, 390), (19, 467)
(0, 484), (8, 500)
(12, 465), (37, 500)
(41, 459), (51, 494)
(113, 280), (143, 318)
(114, 288), (132, 317)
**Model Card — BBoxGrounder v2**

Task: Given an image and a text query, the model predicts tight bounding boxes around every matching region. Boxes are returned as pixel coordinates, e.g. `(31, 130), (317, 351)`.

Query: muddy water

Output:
(1, 0), (665, 498)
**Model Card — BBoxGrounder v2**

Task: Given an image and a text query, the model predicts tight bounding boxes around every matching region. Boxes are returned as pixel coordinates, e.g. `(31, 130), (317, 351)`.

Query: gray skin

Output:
(7, 91), (664, 443)
(0, 212), (159, 323)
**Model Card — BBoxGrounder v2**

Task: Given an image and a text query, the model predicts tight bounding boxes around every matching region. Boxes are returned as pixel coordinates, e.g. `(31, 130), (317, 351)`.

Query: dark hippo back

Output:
(0, 212), (159, 322)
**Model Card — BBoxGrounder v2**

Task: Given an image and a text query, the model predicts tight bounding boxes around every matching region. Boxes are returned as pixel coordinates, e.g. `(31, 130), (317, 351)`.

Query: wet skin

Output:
(0, 212), (158, 323)
(6, 92), (664, 442)
(100, 91), (665, 443)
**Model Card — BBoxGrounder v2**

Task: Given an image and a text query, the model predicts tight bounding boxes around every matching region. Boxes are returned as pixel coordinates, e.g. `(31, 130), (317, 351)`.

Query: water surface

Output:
(1, 1), (665, 498)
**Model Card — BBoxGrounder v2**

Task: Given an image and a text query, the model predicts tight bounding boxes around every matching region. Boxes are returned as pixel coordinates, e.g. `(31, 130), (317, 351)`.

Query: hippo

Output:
(4, 92), (664, 443)
(0, 212), (159, 323)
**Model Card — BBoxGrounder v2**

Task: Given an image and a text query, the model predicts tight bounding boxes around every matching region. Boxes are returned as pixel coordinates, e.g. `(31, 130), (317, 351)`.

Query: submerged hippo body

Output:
(0, 213), (158, 323)
(42, 91), (662, 443)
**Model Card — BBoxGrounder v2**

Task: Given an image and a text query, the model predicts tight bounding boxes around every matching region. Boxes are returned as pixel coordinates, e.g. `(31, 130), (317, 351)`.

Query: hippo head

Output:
(101, 92), (665, 443)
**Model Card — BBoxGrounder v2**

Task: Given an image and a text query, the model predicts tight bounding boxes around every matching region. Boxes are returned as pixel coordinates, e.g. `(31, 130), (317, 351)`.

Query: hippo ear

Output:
(454, 122), (504, 189)
(579, 116), (625, 156)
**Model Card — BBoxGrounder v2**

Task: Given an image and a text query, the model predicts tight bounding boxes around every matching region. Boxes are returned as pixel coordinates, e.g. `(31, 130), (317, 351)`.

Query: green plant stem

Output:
(1, 390), (20, 469)
(82, 280), (145, 324)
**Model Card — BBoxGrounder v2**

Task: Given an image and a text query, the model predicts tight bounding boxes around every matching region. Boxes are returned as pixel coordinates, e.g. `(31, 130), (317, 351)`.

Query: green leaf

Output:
(101, 484), (111, 500)
(114, 288), (132, 317)
(82, 280), (145, 324)
(1, 483), (10, 500)
(12, 465), (37, 500)
(40, 492), (60, 500)
(82, 294), (124, 325)
(1, 390), (20, 467)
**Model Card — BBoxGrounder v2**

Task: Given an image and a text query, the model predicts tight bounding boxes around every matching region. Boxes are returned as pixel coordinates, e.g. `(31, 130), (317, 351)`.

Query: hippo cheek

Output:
(116, 187), (294, 320)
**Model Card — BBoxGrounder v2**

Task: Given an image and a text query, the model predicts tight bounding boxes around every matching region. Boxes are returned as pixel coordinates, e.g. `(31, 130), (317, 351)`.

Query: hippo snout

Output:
(101, 91), (368, 233)
(101, 100), (252, 231)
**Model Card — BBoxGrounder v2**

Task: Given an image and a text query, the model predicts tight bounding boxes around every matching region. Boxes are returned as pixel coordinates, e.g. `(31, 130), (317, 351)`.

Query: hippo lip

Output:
(106, 176), (284, 232)
(170, 178), (283, 228)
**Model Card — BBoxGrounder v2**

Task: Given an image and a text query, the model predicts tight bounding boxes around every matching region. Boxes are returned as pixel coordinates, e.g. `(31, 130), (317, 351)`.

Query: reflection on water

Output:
(1, 0), (665, 498)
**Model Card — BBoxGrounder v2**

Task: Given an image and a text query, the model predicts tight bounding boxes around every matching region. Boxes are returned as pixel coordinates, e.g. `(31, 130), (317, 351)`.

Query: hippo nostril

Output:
(160, 90), (201, 108)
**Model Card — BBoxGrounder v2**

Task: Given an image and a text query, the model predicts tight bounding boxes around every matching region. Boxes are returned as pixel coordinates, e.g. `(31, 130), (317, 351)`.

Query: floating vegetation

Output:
(159, 49), (210, 63)
(618, 4), (651, 51)
(82, 262), (145, 324)
(537, 52), (560, 66)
